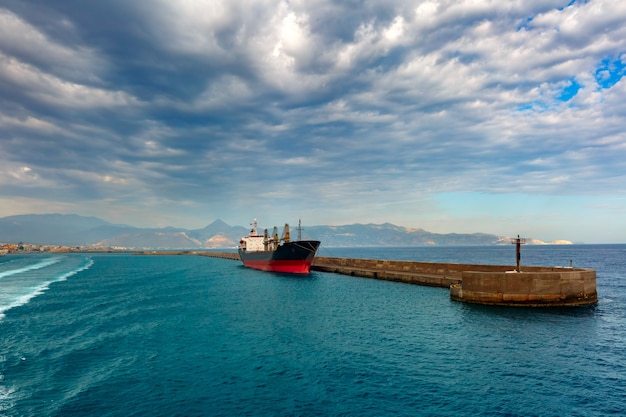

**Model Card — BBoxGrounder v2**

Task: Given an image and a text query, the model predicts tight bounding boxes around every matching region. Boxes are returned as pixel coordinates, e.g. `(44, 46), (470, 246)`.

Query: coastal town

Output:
(0, 242), (120, 254)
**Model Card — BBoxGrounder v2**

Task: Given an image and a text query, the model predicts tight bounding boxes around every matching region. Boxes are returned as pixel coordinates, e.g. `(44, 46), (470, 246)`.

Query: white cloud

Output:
(1, 0), (626, 241)
(195, 75), (254, 109)
(0, 9), (105, 82)
(148, 0), (237, 54)
(0, 51), (138, 109)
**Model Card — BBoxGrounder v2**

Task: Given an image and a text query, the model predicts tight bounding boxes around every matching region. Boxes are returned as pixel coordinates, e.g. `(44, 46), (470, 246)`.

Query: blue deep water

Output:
(1, 245), (625, 416)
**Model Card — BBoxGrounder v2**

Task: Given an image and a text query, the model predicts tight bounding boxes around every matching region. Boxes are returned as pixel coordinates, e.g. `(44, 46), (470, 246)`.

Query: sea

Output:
(0, 245), (624, 417)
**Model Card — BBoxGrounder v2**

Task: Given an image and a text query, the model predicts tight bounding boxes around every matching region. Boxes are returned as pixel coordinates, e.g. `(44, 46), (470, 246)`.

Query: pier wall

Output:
(450, 268), (597, 307)
(311, 256), (564, 288)
(196, 251), (239, 260)
(192, 252), (598, 307)
(312, 256), (460, 286)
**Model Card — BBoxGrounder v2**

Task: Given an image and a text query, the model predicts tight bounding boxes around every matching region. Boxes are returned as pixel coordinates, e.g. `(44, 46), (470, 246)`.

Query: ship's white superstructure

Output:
(238, 220), (266, 252)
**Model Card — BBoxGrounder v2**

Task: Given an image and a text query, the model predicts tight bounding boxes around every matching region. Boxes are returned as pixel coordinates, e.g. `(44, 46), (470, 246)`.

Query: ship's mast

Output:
(273, 226), (279, 249)
(263, 228), (269, 251)
(282, 223), (290, 243)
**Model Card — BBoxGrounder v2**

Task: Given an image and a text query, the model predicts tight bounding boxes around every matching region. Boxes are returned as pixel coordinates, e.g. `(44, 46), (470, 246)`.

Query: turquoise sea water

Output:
(0, 245), (624, 416)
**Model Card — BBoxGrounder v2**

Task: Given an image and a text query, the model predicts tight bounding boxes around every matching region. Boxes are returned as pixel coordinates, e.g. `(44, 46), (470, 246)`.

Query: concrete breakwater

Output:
(313, 257), (597, 306)
(311, 256), (462, 287)
(450, 268), (597, 307)
(195, 251), (240, 260)
(184, 251), (598, 307)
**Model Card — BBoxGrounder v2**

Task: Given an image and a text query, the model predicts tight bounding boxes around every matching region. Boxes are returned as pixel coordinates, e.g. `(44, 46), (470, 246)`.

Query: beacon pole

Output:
(512, 235), (526, 272)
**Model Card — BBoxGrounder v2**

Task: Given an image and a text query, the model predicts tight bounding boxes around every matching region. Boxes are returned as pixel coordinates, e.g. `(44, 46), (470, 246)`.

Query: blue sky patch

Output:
(558, 78), (581, 101)
(559, 0), (588, 10)
(595, 57), (626, 89)
(516, 16), (534, 31)
(517, 101), (549, 113)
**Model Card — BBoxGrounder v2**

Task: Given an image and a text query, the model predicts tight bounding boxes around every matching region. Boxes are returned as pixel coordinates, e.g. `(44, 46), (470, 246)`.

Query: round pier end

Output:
(450, 268), (597, 307)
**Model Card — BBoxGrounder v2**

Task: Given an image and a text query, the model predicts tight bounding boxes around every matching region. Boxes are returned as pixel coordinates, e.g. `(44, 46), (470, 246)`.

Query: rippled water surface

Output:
(1, 246), (624, 416)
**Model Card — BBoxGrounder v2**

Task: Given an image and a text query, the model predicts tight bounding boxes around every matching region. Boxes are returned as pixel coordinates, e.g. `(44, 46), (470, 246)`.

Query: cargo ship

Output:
(238, 220), (321, 274)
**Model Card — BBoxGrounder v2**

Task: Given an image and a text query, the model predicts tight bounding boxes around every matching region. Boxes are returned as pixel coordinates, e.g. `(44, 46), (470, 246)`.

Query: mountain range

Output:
(0, 214), (569, 249)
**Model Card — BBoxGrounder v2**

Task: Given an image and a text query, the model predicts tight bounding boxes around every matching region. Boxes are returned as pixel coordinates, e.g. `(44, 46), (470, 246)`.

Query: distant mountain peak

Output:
(0, 213), (572, 249)
(208, 219), (230, 227)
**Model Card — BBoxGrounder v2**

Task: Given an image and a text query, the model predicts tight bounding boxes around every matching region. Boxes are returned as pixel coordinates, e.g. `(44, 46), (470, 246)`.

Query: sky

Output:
(1, 0), (625, 243)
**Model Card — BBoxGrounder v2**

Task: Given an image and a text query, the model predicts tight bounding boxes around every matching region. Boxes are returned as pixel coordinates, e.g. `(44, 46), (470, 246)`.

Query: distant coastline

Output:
(0, 213), (581, 250)
(0, 241), (584, 255)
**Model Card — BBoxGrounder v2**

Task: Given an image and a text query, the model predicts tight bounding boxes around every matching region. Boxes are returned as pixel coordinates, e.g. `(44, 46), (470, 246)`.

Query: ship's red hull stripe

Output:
(241, 259), (314, 274)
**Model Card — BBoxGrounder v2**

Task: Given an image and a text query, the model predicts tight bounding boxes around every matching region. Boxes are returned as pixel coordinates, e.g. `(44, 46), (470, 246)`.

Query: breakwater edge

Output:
(145, 245), (599, 307)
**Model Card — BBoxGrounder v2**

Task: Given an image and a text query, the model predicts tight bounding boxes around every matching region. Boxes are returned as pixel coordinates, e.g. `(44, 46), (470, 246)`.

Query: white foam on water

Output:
(57, 258), (94, 282)
(0, 257), (61, 280)
(0, 385), (17, 413)
(0, 257), (94, 321)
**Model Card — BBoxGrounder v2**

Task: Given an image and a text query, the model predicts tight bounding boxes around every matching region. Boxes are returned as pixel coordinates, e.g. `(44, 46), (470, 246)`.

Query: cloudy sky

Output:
(1, 0), (625, 243)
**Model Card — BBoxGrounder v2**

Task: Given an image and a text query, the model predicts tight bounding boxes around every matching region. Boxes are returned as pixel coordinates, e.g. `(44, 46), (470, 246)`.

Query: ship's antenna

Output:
(298, 219), (302, 241)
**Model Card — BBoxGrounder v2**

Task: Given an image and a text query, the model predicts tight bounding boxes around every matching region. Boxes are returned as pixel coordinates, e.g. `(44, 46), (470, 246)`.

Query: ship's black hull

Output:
(238, 240), (321, 274)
